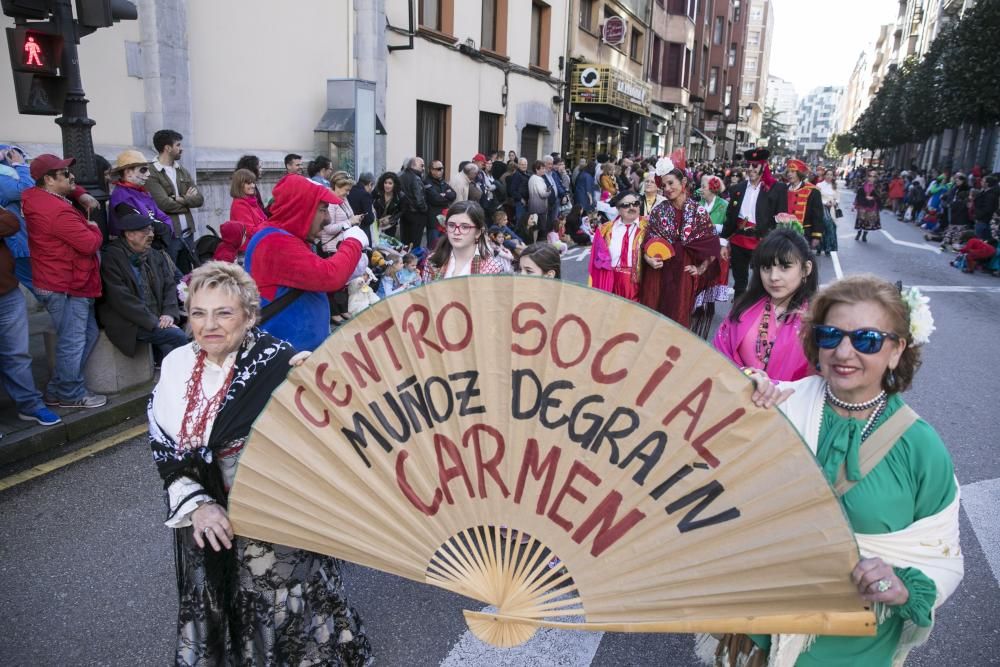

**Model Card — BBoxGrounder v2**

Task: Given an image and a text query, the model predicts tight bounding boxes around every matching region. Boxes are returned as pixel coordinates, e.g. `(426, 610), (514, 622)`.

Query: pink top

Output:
(713, 296), (814, 382)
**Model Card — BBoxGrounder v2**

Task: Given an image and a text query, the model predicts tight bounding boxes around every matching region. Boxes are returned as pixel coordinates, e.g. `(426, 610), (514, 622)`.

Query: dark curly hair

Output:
(801, 274), (922, 394)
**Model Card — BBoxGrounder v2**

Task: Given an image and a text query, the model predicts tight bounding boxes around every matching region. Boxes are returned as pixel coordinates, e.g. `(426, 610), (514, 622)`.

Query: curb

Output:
(0, 383), (153, 468)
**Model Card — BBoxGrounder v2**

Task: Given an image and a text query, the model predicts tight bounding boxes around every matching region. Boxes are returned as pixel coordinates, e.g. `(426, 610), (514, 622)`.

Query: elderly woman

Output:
(638, 175), (666, 216)
(149, 262), (372, 665)
(107, 149), (172, 241)
(729, 275), (963, 666)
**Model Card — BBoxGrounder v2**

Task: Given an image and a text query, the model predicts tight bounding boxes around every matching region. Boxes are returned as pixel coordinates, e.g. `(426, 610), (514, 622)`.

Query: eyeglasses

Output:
(49, 169), (72, 179)
(813, 325), (900, 355)
(446, 222), (477, 234)
(619, 201), (639, 208)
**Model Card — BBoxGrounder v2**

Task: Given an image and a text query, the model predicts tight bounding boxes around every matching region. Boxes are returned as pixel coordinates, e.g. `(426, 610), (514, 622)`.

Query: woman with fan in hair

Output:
(422, 200), (510, 280)
(148, 262), (372, 666)
(725, 276), (962, 667)
(712, 229), (817, 382)
(638, 158), (721, 328)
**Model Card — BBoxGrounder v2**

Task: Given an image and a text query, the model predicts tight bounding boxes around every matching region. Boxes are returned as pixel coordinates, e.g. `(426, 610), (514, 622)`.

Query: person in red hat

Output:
(784, 158), (824, 249)
(21, 154), (107, 408)
(721, 148), (787, 297)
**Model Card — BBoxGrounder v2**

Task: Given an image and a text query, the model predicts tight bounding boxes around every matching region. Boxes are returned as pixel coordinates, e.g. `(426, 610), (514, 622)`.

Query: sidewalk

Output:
(0, 293), (153, 467)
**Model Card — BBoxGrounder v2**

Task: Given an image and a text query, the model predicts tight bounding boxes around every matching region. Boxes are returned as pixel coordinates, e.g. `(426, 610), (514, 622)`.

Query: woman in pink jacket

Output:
(713, 228), (818, 381)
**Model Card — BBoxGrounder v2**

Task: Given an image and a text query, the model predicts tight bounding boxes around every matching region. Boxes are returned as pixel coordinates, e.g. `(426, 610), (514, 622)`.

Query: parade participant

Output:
(732, 276), (961, 666)
(422, 200), (509, 280)
(518, 242), (561, 278)
(712, 229), (817, 381)
(639, 161), (721, 327)
(817, 170), (840, 255)
(106, 149), (172, 239)
(639, 174), (665, 216)
(721, 148), (786, 297)
(148, 261), (372, 665)
(245, 174), (367, 352)
(888, 172), (906, 217)
(99, 214), (187, 361)
(854, 171), (883, 242)
(587, 193), (647, 301)
(691, 174), (732, 338)
(784, 158), (824, 248)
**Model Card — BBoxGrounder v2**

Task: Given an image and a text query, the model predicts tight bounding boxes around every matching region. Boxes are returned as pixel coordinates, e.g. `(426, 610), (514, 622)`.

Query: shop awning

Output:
(574, 112), (629, 132)
(692, 127), (714, 147)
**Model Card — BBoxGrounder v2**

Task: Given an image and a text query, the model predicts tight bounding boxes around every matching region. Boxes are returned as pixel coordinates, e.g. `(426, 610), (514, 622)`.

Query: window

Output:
(750, 5), (763, 21)
(416, 101), (450, 173)
(724, 84), (732, 107)
(661, 41), (684, 88)
(419, 0), (454, 35)
(713, 16), (724, 44)
(728, 43), (736, 66)
(630, 29), (643, 62)
(667, 0), (686, 14)
(700, 45), (708, 86)
(479, 112), (503, 156)
(709, 66), (719, 95)
(748, 30), (760, 47)
(683, 47), (692, 88)
(688, 0), (698, 20)
(529, 1), (551, 70)
(651, 36), (662, 81)
(481, 0), (508, 55)
(742, 80), (755, 96)
(579, 0), (594, 30)
(744, 56), (757, 72)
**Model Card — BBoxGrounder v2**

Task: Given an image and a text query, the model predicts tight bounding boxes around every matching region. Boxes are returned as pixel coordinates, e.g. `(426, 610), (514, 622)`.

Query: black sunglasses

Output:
(813, 325), (900, 355)
(619, 201), (639, 208)
(48, 169), (72, 178)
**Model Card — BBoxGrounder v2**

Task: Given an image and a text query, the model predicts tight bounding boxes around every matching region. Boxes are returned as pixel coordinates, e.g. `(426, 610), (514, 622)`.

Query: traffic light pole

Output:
(51, 0), (103, 200)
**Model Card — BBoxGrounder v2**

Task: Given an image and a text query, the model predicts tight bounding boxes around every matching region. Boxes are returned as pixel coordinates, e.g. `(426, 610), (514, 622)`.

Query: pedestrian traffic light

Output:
(74, 0), (136, 28)
(1, 0), (51, 21)
(6, 27), (63, 75)
(10, 70), (67, 114)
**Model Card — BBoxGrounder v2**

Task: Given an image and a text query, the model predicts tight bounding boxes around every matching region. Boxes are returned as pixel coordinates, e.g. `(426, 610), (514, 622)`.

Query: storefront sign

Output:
(570, 64), (651, 117)
(602, 17), (626, 45)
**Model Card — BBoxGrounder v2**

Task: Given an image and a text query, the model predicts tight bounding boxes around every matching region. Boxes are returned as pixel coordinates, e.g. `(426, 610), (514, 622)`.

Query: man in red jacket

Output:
(21, 154), (107, 408)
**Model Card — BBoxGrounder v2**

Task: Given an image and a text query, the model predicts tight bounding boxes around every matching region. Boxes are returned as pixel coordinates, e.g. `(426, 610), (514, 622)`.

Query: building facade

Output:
(795, 86), (842, 163)
(764, 74), (797, 150)
(736, 0), (773, 150)
(689, 0), (743, 161)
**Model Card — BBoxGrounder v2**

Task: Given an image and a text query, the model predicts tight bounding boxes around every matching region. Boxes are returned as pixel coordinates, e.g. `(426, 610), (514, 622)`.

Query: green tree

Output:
(760, 105), (792, 153)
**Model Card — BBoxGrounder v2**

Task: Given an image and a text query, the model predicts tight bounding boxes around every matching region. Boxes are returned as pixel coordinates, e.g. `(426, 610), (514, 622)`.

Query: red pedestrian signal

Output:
(7, 27), (63, 75)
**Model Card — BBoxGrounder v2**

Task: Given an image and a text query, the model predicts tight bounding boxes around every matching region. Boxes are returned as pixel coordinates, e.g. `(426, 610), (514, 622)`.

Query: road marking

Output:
(879, 229), (942, 254)
(909, 285), (1000, 294)
(0, 423), (147, 493)
(961, 478), (1000, 585)
(830, 251), (844, 279)
(441, 604), (602, 667)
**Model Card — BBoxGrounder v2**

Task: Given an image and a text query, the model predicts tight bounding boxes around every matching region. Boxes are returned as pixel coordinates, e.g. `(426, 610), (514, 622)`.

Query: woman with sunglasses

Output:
(638, 164), (721, 327)
(587, 193), (647, 301)
(422, 200), (510, 281)
(107, 149), (173, 240)
(712, 229), (817, 381)
(731, 275), (962, 666)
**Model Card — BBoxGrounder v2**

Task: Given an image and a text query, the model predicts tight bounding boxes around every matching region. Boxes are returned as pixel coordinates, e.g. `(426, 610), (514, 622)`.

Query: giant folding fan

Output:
(228, 276), (876, 646)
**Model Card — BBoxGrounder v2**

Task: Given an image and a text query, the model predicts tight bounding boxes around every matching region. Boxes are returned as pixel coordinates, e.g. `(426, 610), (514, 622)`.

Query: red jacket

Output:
(229, 195), (267, 234)
(21, 187), (104, 297)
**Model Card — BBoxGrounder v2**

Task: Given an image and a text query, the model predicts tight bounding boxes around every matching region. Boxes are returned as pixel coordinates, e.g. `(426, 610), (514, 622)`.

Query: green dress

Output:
(752, 395), (957, 666)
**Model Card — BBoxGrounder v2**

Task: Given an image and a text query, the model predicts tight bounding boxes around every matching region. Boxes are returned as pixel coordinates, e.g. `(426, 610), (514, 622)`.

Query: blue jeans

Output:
(975, 221), (993, 242)
(0, 288), (45, 413)
(137, 325), (189, 359)
(35, 291), (99, 401)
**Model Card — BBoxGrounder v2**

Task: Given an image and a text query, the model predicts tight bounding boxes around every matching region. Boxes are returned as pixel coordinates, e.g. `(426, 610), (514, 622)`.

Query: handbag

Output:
(834, 205), (843, 219)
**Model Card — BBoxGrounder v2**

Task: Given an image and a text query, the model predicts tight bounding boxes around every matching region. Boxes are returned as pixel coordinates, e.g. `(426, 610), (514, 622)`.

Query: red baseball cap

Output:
(472, 153), (487, 163)
(30, 153), (75, 180)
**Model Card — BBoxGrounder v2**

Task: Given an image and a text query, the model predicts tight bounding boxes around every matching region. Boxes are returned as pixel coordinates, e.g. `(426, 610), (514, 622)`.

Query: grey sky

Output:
(768, 0), (899, 96)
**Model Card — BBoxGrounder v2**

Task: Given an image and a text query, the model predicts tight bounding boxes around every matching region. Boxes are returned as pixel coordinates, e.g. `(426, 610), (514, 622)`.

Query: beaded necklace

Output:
(177, 351), (237, 451)
(824, 384), (888, 442)
(754, 298), (784, 369)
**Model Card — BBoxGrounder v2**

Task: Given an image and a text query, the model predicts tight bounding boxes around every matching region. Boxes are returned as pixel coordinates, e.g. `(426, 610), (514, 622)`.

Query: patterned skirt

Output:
(855, 207), (882, 231)
(174, 528), (373, 667)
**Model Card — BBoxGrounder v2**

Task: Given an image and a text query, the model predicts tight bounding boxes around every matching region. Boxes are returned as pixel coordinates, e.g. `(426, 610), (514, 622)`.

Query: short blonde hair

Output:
(187, 261), (261, 322)
(332, 172), (355, 190)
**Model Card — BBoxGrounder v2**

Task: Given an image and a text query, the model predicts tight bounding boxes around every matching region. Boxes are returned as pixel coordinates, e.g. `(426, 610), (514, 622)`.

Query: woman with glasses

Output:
(107, 149), (172, 240)
(638, 164), (721, 327)
(587, 193), (647, 301)
(422, 200), (510, 281)
(727, 275), (962, 666)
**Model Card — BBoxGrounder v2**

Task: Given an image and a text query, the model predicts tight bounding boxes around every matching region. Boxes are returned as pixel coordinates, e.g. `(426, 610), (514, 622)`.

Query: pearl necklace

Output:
(825, 384), (888, 442)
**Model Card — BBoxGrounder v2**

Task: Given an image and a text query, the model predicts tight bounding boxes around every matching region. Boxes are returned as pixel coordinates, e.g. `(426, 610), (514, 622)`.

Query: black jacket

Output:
(973, 185), (999, 222)
(98, 237), (181, 357)
(347, 183), (375, 229)
(508, 169), (530, 204)
(399, 168), (428, 214)
(424, 176), (457, 213)
(722, 179), (787, 241)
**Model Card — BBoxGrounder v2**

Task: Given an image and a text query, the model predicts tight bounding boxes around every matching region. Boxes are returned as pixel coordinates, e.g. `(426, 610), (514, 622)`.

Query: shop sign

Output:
(602, 17), (626, 45)
(570, 64), (651, 117)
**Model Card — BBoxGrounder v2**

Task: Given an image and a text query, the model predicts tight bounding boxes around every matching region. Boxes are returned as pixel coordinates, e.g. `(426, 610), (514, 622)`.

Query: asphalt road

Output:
(2, 188), (998, 666)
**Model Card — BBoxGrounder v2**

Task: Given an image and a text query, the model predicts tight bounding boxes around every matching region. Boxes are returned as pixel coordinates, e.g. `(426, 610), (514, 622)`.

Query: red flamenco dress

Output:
(638, 198), (721, 328)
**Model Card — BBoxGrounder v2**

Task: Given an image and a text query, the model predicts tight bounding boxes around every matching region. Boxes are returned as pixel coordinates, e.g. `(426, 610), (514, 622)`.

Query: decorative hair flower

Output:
(774, 213), (804, 236)
(654, 157), (675, 176)
(901, 286), (934, 346)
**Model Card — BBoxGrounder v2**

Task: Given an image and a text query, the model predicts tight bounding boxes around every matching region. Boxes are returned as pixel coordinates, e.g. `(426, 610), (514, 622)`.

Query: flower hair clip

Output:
(900, 286), (934, 346)
(654, 157), (675, 177)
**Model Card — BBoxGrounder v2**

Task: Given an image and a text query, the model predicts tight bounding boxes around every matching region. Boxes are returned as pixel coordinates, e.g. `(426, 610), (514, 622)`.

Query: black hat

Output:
(743, 148), (771, 162)
(118, 213), (154, 232)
